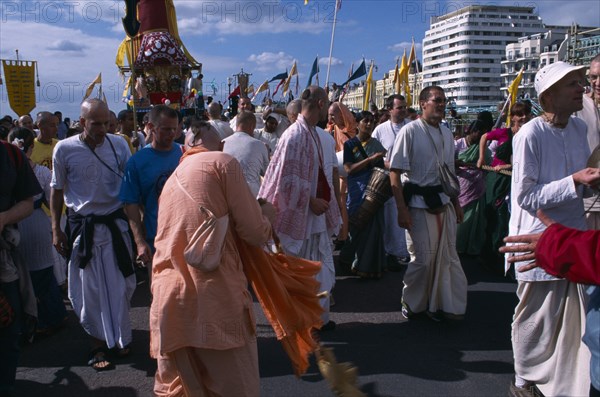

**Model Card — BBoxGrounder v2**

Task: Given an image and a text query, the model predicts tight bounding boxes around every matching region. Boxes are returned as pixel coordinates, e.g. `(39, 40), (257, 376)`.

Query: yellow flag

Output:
(397, 50), (407, 96)
(283, 61), (297, 96)
(363, 62), (374, 111)
(506, 67), (524, 124)
(83, 73), (102, 100)
(2, 60), (36, 116)
(392, 60), (400, 94)
(252, 80), (269, 100)
(408, 39), (416, 69)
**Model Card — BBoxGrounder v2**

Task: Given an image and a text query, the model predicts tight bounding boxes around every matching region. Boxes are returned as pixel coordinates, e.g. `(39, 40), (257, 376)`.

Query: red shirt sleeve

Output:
(536, 223), (600, 285)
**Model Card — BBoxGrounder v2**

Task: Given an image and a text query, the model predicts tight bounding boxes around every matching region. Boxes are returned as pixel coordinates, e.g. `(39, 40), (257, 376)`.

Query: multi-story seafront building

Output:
(501, 24), (598, 101)
(342, 5), (597, 113)
(422, 5), (548, 110)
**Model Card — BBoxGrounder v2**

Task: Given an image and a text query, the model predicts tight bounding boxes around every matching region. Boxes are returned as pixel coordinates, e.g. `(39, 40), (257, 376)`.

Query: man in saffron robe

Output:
(151, 124), (275, 396)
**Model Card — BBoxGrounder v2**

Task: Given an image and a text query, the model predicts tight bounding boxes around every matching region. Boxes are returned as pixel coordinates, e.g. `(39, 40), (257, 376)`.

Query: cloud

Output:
(47, 40), (87, 52)
(319, 57), (343, 67)
(0, 20), (124, 118)
(173, 0), (336, 36)
(388, 41), (421, 53)
(247, 52), (296, 72)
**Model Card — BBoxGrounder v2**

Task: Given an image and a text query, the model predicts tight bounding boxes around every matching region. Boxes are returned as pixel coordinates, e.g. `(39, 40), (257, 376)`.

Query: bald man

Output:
(51, 98), (136, 371)
(30, 112), (59, 169)
(259, 86), (341, 330)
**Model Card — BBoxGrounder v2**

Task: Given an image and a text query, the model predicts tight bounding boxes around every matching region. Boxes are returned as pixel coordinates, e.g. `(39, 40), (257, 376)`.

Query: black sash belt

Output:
(66, 208), (135, 277)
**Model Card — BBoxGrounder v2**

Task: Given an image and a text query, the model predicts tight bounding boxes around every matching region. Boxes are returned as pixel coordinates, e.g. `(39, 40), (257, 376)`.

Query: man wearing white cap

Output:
(507, 61), (600, 396)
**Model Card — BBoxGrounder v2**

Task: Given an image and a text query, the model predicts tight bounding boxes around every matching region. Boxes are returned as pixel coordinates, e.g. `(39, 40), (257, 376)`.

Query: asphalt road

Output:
(14, 255), (518, 397)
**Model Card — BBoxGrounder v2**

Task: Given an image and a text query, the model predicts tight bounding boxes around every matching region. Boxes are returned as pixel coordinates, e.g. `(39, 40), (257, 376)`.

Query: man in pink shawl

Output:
(259, 86), (341, 330)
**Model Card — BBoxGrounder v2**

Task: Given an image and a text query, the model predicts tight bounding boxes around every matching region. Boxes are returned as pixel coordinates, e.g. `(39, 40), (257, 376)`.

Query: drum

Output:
(349, 168), (393, 229)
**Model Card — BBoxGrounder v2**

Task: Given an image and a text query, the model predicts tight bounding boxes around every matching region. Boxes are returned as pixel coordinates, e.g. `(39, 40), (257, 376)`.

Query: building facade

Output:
(501, 25), (597, 101)
(422, 5), (546, 109)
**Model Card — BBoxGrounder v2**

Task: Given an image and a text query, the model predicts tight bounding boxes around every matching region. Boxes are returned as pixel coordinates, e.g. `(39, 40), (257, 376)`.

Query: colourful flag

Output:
(307, 56), (319, 88)
(283, 61), (297, 97)
(392, 59), (400, 95)
(252, 79), (269, 100)
(339, 63), (353, 102)
(84, 73), (102, 100)
(397, 50), (407, 95)
(273, 79), (285, 96)
(506, 67), (524, 124)
(2, 60), (36, 116)
(228, 85), (241, 99)
(340, 59), (366, 87)
(408, 38), (416, 70)
(363, 62), (374, 111)
(269, 71), (288, 82)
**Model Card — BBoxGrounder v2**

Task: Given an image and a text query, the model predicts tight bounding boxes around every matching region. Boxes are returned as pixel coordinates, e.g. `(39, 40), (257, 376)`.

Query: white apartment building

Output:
(501, 29), (569, 100)
(422, 5), (547, 109)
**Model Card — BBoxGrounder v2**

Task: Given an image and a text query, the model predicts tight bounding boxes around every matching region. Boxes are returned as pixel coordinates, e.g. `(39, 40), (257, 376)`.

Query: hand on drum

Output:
(369, 152), (386, 163)
(309, 197), (329, 216)
(397, 205), (412, 230)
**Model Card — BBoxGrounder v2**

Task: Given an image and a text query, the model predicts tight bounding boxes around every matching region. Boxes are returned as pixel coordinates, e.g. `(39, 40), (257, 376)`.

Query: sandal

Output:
(112, 344), (131, 358)
(88, 347), (115, 372)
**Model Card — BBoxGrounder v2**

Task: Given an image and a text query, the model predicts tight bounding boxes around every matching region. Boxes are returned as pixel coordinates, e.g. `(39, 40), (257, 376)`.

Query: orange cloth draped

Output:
(329, 103), (357, 152)
(235, 235), (324, 376)
(179, 145), (207, 162)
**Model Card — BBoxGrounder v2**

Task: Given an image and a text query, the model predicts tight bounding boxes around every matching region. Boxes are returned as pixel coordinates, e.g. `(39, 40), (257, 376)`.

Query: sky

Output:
(0, 0), (599, 120)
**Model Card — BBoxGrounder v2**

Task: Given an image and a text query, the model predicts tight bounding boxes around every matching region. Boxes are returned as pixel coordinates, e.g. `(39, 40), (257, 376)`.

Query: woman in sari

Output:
(340, 111), (387, 278)
(455, 121), (491, 255)
(476, 102), (532, 271)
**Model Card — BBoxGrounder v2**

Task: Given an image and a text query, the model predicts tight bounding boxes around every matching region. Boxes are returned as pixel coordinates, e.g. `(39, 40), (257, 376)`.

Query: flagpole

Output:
(324, 0), (339, 89)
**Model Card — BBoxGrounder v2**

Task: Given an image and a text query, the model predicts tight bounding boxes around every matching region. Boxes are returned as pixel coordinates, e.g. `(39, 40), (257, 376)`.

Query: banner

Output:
(2, 60), (36, 116)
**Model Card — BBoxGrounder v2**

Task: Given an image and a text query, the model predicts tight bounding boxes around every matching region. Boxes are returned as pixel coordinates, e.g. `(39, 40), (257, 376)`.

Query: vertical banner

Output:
(2, 60), (36, 116)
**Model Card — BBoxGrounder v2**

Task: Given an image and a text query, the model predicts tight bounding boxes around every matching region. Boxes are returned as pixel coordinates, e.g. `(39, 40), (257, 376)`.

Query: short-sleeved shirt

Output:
(222, 132), (270, 197)
(119, 144), (183, 246)
(30, 138), (59, 170)
(390, 119), (454, 209)
(51, 134), (131, 216)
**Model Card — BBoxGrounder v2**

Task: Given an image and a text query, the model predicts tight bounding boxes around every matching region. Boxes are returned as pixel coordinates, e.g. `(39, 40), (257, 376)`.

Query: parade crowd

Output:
(1, 56), (600, 397)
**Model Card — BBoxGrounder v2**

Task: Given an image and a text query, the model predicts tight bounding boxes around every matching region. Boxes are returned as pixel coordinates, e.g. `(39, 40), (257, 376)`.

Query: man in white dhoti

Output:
(259, 86), (341, 331)
(51, 99), (136, 371)
(506, 61), (600, 397)
(389, 86), (467, 322)
(372, 94), (412, 266)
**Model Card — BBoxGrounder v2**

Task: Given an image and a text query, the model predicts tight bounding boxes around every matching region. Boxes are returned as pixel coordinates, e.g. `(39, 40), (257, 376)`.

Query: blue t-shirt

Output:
(119, 144), (182, 248)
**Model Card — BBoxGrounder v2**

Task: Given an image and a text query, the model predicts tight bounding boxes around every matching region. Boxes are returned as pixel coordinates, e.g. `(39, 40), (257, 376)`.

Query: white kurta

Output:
(51, 134), (135, 349)
(372, 119), (411, 257)
(508, 116), (591, 396)
(389, 119), (466, 315)
(508, 116), (590, 280)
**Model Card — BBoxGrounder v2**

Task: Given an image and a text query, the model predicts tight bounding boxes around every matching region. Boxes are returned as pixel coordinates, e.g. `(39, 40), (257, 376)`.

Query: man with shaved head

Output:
(30, 111), (59, 169)
(207, 101), (234, 139)
(150, 117), (274, 395)
(50, 98), (136, 372)
(222, 110), (269, 197)
(17, 114), (34, 131)
(259, 86), (341, 330)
